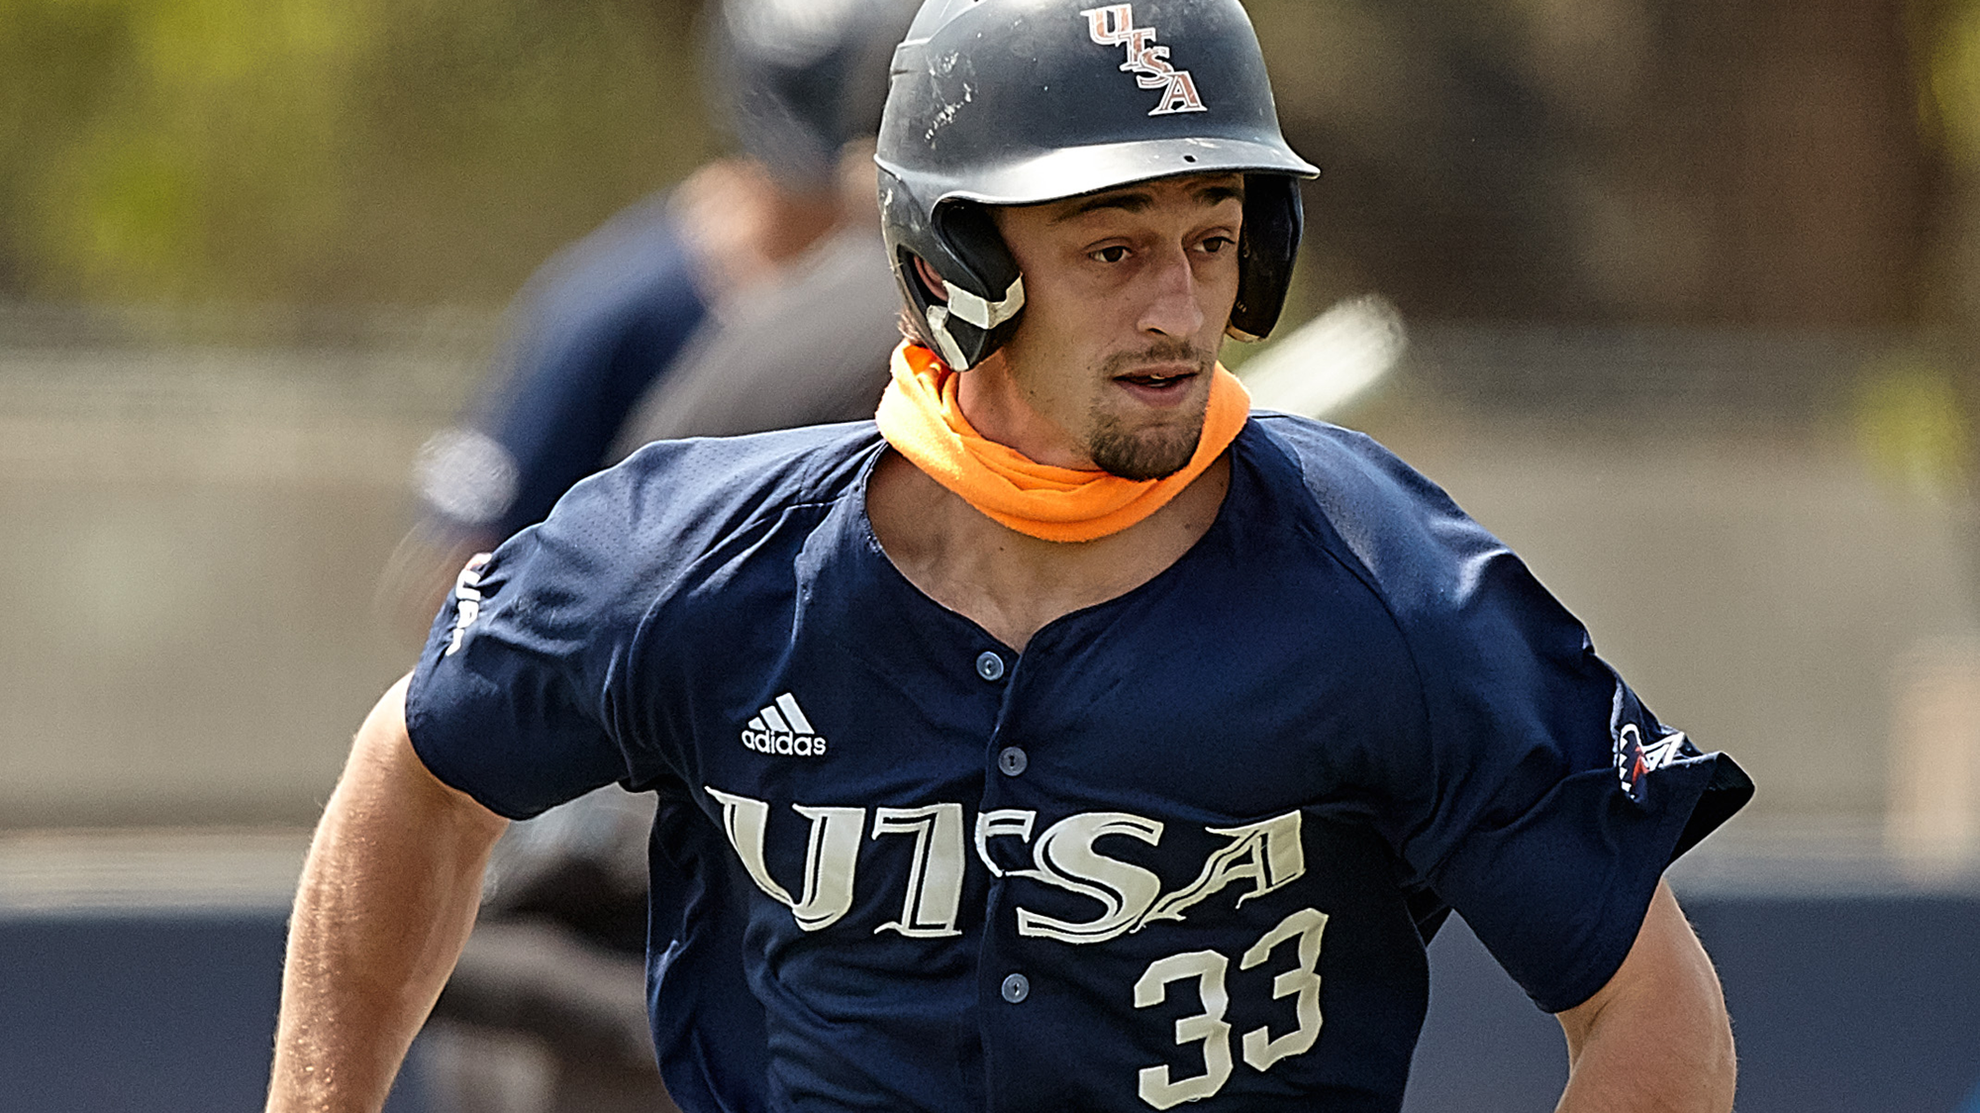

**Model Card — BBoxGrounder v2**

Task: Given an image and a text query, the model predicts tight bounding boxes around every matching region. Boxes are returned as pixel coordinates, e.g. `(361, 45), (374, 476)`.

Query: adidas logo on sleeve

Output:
(741, 693), (828, 757)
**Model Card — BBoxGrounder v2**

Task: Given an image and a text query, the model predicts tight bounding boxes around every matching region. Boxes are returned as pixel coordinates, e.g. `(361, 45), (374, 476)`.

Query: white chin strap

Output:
(946, 275), (1025, 331)
(926, 274), (1025, 369)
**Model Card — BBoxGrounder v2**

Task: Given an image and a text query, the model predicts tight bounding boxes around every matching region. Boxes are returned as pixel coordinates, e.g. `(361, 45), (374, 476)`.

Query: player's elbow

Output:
(1557, 881), (1737, 1111)
(1558, 976), (1736, 1113)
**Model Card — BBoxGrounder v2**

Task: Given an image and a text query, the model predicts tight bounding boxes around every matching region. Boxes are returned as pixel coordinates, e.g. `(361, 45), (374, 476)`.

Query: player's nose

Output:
(1136, 243), (1207, 340)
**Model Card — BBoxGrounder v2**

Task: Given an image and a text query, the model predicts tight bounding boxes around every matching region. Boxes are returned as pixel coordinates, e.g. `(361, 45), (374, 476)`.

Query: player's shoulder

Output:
(528, 421), (882, 597)
(465, 421), (881, 639)
(1245, 409), (1418, 475)
(1241, 410), (1469, 533)
(556, 420), (882, 549)
(1238, 411), (1510, 616)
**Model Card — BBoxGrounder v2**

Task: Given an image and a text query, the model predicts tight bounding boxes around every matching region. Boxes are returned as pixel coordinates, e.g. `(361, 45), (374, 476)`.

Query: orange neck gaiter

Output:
(874, 342), (1250, 543)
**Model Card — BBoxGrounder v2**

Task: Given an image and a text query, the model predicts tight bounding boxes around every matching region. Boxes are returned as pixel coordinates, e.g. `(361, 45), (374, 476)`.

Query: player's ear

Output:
(912, 256), (949, 303)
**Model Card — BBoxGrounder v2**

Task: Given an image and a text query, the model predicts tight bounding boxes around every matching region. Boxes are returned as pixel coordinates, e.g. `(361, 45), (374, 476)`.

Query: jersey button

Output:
(975, 651), (1006, 682)
(1000, 973), (1030, 1004)
(997, 746), (1028, 777)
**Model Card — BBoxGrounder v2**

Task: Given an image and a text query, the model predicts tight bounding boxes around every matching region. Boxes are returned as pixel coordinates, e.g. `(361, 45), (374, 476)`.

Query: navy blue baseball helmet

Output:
(876, 0), (1321, 369)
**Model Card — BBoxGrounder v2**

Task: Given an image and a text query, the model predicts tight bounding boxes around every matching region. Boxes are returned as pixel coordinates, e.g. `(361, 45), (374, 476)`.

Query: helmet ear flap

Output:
(1227, 175), (1306, 342)
(929, 202), (1026, 367)
(934, 201), (1019, 296)
(893, 199), (1029, 370)
(897, 248), (991, 370)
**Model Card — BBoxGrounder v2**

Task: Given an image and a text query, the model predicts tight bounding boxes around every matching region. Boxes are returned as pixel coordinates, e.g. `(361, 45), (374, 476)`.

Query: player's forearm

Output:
(1554, 883), (1735, 1113)
(267, 677), (508, 1113)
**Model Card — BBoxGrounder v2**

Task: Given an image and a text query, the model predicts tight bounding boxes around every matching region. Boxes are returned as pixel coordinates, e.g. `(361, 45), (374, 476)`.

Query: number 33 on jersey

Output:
(705, 788), (1327, 1109)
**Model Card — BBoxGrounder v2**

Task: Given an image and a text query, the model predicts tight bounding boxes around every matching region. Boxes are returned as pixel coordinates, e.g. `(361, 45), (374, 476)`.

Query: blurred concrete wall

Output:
(0, 321), (482, 827)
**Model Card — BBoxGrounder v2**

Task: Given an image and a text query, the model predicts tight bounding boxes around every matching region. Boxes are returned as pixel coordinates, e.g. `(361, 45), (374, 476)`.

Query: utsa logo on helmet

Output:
(1080, 5), (1208, 115)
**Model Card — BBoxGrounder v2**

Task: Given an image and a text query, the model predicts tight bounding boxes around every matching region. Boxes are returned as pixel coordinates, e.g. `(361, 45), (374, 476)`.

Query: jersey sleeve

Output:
(1276, 418), (1753, 1013)
(405, 425), (881, 820)
(1401, 578), (1750, 1014)
(405, 461), (659, 820)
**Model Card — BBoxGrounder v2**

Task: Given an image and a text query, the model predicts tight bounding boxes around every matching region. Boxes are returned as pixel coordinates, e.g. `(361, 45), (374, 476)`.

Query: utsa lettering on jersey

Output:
(267, 2), (1751, 1111)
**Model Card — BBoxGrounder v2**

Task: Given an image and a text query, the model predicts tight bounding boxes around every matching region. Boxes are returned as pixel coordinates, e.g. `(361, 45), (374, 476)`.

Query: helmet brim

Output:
(881, 135), (1318, 209)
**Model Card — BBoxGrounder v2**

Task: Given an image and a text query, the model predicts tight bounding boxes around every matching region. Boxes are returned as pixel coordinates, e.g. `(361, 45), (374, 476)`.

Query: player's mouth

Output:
(1112, 365), (1200, 404)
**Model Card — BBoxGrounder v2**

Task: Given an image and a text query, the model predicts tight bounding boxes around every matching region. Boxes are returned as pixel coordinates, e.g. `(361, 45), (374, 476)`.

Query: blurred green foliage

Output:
(1854, 354), (1973, 497)
(0, 0), (712, 306)
(1925, 0), (1980, 167)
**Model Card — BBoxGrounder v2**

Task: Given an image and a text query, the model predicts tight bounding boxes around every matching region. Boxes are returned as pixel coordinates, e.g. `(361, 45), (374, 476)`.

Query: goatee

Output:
(1088, 342), (1216, 480)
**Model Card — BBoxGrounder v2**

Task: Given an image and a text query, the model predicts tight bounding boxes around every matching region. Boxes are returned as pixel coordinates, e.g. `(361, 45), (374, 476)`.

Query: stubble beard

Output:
(1087, 343), (1218, 481)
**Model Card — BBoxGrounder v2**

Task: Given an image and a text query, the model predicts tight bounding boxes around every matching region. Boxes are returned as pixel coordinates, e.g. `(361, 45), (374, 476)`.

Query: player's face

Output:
(962, 174), (1245, 480)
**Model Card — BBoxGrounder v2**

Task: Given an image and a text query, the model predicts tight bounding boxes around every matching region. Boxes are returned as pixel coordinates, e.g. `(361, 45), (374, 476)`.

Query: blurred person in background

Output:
(385, 0), (916, 623)
(384, 1), (920, 1110)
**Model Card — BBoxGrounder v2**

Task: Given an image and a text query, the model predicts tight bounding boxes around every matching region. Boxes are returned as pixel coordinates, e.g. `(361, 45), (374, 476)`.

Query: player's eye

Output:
(1197, 235), (1236, 255)
(1090, 245), (1131, 264)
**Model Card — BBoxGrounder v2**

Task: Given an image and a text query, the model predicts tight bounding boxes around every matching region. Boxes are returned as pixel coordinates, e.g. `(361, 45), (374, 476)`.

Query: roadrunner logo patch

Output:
(1614, 722), (1694, 803)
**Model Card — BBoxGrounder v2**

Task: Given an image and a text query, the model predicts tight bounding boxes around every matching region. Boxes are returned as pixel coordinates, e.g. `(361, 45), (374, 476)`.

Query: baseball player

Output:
(270, 1), (1753, 1111)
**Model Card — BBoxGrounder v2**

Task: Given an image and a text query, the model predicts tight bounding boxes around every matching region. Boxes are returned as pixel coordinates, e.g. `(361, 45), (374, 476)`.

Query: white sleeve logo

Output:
(443, 553), (494, 656)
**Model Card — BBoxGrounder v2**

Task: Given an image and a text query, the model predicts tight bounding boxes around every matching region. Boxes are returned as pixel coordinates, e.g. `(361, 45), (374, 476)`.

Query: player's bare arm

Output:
(1552, 880), (1736, 1112)
(266, 676), (508, 1113)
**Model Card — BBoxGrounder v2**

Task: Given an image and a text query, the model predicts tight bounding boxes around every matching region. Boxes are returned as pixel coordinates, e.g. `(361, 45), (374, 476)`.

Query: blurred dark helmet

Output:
(876, 0), (1320, 370)
(711, 0), (924, 191)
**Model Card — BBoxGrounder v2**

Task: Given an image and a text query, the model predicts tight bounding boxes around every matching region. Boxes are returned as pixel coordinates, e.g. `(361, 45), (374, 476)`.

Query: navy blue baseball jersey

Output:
(407, 413), (1750, 1113)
